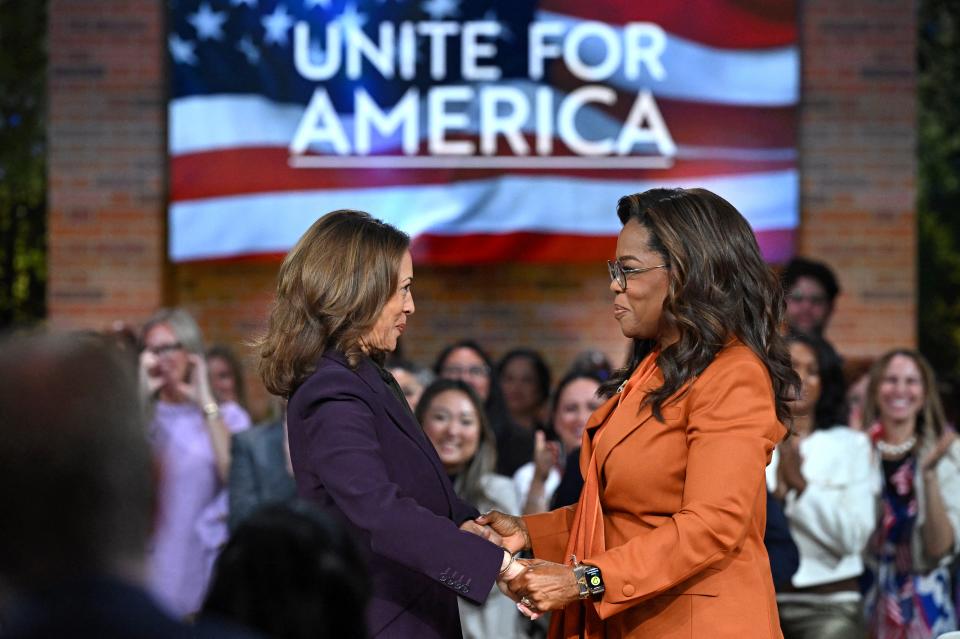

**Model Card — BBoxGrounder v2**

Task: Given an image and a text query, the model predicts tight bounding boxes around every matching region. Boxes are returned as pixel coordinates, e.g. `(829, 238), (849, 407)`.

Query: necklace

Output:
(876, 434), (917, 458)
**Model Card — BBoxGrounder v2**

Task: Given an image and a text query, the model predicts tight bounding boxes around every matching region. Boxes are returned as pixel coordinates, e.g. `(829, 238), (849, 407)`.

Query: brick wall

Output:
(47, 0), (167, 329)
(799, 1), (917, 361)
(48, 0), (918, 420)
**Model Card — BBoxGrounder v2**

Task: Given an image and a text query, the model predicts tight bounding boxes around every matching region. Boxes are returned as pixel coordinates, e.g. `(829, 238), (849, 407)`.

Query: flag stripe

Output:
(169, 170), (797, 262)
(537, 0), (797, 48)
(171, 146), (795, 202)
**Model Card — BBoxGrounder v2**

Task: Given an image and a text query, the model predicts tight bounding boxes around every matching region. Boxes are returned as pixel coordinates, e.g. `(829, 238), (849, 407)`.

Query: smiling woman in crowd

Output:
(416, 378), (523, 639)
(862, 349), (960, 639)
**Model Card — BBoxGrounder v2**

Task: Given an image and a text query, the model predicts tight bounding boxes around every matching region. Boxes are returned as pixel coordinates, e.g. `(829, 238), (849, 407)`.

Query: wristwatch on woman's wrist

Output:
(573, 564), (605, 599)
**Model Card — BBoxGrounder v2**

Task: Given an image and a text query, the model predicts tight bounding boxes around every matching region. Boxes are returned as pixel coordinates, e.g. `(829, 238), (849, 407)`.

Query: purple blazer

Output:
(287, 349), (503, 638)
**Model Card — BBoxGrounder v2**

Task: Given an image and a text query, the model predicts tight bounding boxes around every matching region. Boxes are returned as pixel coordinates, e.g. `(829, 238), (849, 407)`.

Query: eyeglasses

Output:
(785, 292), (828, 306)
(607, 260), (667, 290)
(145, 342), (183, 356)
(441, 365), (490, 379)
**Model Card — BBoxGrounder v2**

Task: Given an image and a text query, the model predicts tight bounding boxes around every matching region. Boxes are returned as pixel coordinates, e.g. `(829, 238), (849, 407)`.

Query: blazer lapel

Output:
(332, 351), (459, 512)
(588, 368), (667, 473)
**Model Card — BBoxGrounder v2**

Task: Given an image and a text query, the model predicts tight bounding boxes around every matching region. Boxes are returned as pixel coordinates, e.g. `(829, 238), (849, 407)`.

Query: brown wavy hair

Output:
(257, 210), (409, 397)
(599, 188), (798, 425)
(862, 349), (947, 447)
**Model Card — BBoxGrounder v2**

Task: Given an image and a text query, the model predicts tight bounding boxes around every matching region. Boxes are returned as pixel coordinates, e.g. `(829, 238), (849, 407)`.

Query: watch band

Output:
(572, 565), (590, 599)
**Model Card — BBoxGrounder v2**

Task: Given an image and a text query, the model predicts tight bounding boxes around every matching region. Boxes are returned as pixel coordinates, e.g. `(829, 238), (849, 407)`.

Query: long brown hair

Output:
(600, 188), (798, 425)
(862, 349), (947, 447)
(257, 210), (409, 398)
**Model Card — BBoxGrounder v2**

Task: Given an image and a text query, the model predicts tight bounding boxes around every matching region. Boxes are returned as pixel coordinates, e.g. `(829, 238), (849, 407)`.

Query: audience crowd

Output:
(1, 256), (959, 639)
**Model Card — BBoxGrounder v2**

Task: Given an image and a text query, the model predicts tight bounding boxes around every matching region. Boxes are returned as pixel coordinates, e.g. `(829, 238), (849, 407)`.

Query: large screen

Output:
(168, 0), (798, 264)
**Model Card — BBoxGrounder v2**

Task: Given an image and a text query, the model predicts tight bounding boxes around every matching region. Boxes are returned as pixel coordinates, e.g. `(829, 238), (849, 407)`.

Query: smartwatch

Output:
(583, 564), (605, 597)
(573, 564), (605, 599)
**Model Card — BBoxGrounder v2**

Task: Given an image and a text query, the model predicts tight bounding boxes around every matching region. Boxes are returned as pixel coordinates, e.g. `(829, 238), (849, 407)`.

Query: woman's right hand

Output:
(475, 510), (530, 554)
(532, 431), (560, 482)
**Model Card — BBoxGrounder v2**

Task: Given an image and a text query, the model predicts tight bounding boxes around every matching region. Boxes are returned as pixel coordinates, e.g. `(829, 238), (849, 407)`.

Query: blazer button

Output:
(622, 583), (635, 597)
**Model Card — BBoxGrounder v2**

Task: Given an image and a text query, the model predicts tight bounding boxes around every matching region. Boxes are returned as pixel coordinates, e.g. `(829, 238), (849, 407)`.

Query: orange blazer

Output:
(525, 342), (786, 638)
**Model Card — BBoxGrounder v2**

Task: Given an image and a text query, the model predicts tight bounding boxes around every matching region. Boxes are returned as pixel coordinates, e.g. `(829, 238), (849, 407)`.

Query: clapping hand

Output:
(921, 429), (958, 474)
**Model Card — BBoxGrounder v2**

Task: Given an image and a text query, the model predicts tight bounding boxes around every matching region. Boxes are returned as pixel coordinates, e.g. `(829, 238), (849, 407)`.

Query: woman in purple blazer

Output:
(257, 210), (524, 638)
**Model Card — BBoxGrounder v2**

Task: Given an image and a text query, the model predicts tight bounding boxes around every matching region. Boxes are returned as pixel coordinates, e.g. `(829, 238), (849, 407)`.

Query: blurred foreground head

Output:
(0, 332), (153, 589)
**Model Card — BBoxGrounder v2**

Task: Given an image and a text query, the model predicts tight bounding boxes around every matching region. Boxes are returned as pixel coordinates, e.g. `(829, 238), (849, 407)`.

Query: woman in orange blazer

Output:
(479, 188), (799, 638)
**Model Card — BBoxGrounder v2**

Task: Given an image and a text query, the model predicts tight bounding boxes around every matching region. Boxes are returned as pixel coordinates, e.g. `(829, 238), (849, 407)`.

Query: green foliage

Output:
(918, 0), (960, 379)
(0, 0), (47, 327)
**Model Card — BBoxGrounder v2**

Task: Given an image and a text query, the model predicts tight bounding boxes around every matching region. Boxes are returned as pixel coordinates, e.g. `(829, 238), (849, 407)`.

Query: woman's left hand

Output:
(507, 559), (581, 612)
(179, 353), (216, 408)
(921, 429), (957, 474)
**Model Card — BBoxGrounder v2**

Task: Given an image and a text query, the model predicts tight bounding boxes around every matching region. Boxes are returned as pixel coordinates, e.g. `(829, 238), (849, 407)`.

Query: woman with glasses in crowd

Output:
(434, 340), (529, 475)
(139, 308), (251, 617)
(862, 349), (960, 638)
(478, 187), (797, 638)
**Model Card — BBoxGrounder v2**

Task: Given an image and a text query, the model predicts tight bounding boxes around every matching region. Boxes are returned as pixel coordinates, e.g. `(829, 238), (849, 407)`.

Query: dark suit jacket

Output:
(286, 349), (503, 638)
(228, 419), (297, 532)
(1, 575), (262, 639)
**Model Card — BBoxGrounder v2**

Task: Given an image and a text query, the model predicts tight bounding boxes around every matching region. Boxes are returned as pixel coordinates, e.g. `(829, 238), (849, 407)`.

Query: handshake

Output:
(459, 510), (582, 619)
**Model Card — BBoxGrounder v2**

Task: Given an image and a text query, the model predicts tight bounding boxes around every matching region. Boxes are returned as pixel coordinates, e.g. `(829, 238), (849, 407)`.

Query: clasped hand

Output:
(462, 510), (581, 618)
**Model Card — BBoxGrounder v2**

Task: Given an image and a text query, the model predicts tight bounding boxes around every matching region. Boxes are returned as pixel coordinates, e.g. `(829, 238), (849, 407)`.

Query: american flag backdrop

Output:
(168, 0), (798, 264)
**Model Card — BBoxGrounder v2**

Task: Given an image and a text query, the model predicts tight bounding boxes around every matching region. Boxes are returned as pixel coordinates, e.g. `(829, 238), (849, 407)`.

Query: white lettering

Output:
(290, 88), (351, 155)
(623, 23), (666, 80)
(462, 21), (501, 81)
(557, 86), (616, 156)
(528, 22), (565, 80)
(480, 87), (529, 155)
(428, 86), (474, 155)
(564, 21), (621, 82)
(355, 88), (420, 155)
(417, 21), (460, 80)
(346, 22), (395, 80)
(617, 89), (676, 156)
(293, 21), (341, 81)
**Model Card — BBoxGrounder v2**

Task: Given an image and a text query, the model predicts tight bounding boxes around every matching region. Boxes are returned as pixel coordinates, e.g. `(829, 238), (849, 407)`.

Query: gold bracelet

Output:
(499, 550), (517, 577)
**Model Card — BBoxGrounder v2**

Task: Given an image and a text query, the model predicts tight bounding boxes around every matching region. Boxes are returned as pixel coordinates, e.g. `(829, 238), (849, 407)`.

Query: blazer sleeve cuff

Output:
(524, 506), (576, 564)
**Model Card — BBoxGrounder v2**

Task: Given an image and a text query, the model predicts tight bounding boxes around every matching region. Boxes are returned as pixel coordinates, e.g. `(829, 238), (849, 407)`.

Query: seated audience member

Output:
(385, 357), (434, 411)
(764, 491), (800, 592)
(202, 501), (369, 639)
(415, 379), (523, 639)
(862, 349), (960, 639)
(140, 308), (251, 617)
(0, 332), (259, 638)
(206, 344), (249, 412)
(513, 372), (603, 515)
(228, 405), (296, 533)
(434, 340), (526, 475)
(768, 333), (876, 639)
(497, 348), (551, 432)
